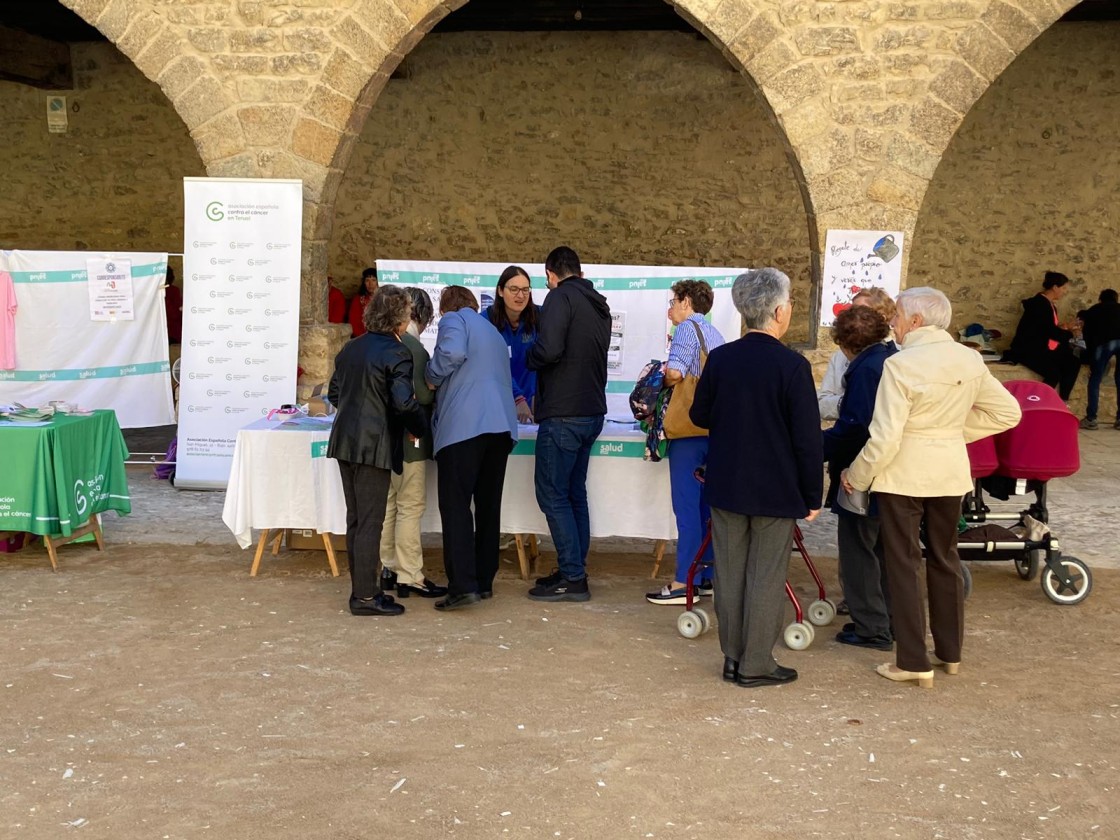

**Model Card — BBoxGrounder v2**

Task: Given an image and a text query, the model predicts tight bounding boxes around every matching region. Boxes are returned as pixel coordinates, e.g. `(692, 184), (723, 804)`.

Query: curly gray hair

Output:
(363, 285), (413, 335)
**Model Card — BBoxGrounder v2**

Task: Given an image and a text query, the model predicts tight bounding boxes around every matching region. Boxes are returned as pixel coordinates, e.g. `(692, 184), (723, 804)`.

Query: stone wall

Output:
(0, 42), (205, 254)
(329, 30), (814, 340)
(911, 22), (1120, 342)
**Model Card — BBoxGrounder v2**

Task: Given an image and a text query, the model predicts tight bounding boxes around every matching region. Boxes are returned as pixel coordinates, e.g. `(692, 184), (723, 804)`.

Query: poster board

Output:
(376, 259), (746, 417)
(820, 230), (904, 326)
(0, 250), (174, 428)
(176, 178), (302, 490)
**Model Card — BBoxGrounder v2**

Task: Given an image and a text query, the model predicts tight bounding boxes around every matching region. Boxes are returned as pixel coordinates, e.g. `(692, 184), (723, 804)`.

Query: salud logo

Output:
(205, 201), (225, 221)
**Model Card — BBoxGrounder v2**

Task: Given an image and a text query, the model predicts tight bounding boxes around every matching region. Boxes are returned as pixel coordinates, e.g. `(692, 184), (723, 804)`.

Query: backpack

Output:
(629, 359), (665, 423)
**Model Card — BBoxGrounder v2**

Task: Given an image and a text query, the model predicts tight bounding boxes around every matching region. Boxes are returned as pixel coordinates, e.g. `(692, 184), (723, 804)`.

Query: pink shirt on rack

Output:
(0, 271), (17, 370)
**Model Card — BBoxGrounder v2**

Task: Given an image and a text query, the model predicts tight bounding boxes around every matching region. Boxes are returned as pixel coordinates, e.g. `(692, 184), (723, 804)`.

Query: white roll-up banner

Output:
(177, 178), (302, 490)
(0, 249), (175, 428)
(376, 260), (746, 417)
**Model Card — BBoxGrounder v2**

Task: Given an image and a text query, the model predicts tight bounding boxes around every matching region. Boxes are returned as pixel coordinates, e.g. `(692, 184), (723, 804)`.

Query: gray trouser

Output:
(711, 507), (794, 676)
(836, 511), (892, 640)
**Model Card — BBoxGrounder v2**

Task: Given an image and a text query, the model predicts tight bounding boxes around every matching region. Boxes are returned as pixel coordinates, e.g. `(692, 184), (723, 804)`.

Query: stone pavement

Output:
(107, 426), (1118, 573)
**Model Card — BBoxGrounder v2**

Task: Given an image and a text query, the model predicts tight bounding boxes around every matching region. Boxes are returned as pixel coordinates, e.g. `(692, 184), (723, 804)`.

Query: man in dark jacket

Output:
(1079, 288), (1120, 429)
(525, 246), (611, 601)
(1006, 271), (1080, 400)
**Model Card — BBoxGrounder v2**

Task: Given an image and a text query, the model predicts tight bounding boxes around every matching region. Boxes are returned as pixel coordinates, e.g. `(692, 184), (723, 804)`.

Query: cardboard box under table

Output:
(222, 417), (677, 578)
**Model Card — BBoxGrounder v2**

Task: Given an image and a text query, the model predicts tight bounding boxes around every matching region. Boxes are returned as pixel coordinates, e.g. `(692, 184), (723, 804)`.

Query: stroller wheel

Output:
(693, 607), (713, 635)
(677, 611), (704, 639)
(1041, 556), (1093, 605)
(1015, 550), (1041, 581)
(783, 622), (813, 651)
(807, 599), (837, 627)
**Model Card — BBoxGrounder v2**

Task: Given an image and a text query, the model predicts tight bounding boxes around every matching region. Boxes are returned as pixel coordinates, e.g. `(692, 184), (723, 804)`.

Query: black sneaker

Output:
(528, 575), (590, 602)
(535, 568), (563, 587)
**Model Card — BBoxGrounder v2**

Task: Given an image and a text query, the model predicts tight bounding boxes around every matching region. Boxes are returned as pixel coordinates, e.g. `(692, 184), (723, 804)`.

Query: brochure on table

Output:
(377, 259), (747, 416)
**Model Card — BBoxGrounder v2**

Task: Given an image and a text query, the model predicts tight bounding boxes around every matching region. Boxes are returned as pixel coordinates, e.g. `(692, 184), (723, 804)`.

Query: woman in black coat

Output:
(328, 286), (427, 616)
(1006, 271), (1080, 400)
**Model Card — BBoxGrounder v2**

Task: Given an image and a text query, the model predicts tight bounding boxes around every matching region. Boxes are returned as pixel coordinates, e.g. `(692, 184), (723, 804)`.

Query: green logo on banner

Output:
(311, 441), (329, 458)
(206, 201), (224, 221)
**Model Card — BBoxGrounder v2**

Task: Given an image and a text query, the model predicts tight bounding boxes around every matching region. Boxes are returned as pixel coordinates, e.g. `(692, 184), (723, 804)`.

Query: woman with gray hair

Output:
(842, 287), (1021, 687)
(690, 268), (823, 688)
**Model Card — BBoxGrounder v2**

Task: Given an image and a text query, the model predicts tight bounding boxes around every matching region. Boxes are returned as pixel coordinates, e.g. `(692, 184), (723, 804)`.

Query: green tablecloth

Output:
(0, 410), (131, 537)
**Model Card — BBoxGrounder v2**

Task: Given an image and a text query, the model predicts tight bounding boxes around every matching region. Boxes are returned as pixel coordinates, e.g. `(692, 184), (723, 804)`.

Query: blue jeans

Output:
(668, 436), (713, 584)
(534, 415), (604, 581)
(1085, 339), (1120, 421)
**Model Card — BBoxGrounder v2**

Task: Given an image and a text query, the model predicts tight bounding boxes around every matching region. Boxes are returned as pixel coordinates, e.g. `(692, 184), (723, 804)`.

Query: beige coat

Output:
(847, 326), (1022, 498)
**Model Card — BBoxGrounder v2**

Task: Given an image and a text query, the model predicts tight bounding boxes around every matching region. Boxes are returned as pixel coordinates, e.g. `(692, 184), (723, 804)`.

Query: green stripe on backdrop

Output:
(380, 270), (739, 293)
(512, 438), (647, 458)
(0, 361), (170, 382)
(10, 261), (167, 284)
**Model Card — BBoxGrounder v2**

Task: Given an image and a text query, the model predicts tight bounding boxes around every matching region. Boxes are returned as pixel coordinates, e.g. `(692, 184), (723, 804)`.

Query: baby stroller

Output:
(955, 380), (1092, 605)
(676, 469), (835, 649)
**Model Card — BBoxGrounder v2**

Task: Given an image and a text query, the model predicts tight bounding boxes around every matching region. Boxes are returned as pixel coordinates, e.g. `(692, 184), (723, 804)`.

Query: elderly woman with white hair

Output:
(842, 287), (1021, 688)
(690, 268), (823, 689)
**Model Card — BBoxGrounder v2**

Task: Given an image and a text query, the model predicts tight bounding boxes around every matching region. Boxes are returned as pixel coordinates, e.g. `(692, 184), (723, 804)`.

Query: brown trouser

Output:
(877, 493), (965, 672)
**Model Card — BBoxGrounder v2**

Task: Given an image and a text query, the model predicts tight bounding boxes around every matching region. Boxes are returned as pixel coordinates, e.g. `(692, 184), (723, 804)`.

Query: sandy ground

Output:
(2, 525), (1118, 839)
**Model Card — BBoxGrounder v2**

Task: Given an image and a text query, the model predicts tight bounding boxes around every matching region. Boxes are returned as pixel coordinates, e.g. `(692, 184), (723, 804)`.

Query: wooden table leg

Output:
(250, 528), (279, 577)
(41, 515), (105, 572)
(651, 539), (668, 579)
(270, 530), (284, 556)
(321, 532), (341, 577)
(528, 534), (540, 577)
(513, 534), (530, 581)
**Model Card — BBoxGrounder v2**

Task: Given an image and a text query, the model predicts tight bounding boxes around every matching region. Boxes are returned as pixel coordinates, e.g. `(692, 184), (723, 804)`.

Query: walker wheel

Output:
(678, 611), (703, 639)
(807, 599), (837, 627)
(783, 622), (813, 651)
(1041, 556), (1092, 605)
(961, 562), (973, 601)
(693, 607), (712, 635)
(1015, 550), (1041, 581)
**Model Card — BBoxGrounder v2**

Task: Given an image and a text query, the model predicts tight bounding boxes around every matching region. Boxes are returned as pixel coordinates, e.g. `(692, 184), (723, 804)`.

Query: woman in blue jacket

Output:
(427, 286), (519, 611)
(822, 306), (898, 651)
(483, 265), (540, 424)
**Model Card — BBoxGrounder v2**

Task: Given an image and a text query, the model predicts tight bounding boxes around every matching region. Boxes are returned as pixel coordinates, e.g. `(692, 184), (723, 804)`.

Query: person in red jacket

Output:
(327, 274), (347, 324)
(349, 267), (379, 338)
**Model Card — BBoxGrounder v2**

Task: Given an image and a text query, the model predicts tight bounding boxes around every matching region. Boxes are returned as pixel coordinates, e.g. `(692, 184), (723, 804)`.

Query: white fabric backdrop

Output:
(0, 250), (174, 428)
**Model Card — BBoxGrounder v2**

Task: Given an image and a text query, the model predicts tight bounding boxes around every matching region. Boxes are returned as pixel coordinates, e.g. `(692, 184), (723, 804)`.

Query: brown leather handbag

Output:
(662, 320), (709, 439)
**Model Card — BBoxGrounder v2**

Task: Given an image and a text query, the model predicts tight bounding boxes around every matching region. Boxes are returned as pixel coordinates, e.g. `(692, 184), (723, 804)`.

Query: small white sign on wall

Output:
(46, 95), (68, 133)
(821, 229), (905, 326)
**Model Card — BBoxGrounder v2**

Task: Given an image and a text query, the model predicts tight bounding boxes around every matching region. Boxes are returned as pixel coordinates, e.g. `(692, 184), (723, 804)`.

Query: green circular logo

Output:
(205, 201), (224, 221)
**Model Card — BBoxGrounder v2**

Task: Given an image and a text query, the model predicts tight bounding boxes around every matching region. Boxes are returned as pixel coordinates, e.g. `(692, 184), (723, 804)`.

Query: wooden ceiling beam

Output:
(0, 24), (73, 89)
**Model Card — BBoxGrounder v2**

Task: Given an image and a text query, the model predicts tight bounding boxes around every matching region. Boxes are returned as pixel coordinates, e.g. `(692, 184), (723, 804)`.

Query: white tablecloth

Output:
(221, 417), (677, 549)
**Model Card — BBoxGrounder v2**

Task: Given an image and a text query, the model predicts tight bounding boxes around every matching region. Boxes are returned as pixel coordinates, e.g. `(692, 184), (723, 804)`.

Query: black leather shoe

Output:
(736, 665), (798, 688)
(479, 590), (494, 600)
(381, 568), (398, 589)
(349, 593), (405, 616)
(434, 592), (482, 611)
(835, 630), (893, 651)
(397, 578), (448, 599)
(722, 657), (739, 682)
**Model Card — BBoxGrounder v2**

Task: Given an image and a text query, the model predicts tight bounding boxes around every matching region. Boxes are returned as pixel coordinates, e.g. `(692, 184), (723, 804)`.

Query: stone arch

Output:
(59, 0), (246, 171)
(292, 0), (820, 327)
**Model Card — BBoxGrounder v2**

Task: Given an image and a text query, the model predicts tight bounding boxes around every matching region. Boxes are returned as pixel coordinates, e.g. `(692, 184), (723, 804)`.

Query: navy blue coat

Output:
(689, 333), (823, 518)
(822, 341), (898, 514)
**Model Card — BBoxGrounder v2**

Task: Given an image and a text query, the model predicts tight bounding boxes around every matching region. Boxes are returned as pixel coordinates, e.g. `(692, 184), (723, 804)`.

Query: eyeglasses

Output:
(505, 286), (532, 297)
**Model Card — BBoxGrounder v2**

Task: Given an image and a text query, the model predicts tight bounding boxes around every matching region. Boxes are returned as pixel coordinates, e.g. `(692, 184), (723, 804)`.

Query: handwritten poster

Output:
(821, 230), (904, 326)
(86, 257), (135, 321)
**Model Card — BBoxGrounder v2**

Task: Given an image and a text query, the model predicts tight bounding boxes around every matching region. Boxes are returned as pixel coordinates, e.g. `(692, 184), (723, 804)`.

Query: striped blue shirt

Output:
(668, 314), (726, 377)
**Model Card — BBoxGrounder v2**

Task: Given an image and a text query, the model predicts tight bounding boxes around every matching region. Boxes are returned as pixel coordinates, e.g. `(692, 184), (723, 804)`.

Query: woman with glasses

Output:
(484, 265), (540, 424)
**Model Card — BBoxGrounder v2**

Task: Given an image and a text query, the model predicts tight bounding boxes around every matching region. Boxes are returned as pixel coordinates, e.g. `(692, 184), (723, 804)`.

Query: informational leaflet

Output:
(86, 257), (135, 321)
(176, 178), (302, 490)
(609, 311), (625, 372)
(820, 230), (904, 326)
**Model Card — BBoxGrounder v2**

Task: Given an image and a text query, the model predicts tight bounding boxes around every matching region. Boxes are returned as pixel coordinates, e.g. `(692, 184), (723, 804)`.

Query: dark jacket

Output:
(822, 341), (898, 514)
(1081, 301), (1120, 352)
(526, 276), (611, 421)
(327, 331), (427, 473)
(1007, 293), (1071, 364)
(690, 332), (823, 518)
